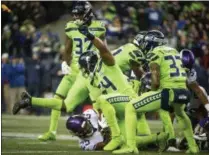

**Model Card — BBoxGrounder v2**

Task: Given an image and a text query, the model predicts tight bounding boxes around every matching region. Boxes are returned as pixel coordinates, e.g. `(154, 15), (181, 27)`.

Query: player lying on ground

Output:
(66, 105), (111, 151)
(14, 1), (106, 142)
(113, 30), (199, 154)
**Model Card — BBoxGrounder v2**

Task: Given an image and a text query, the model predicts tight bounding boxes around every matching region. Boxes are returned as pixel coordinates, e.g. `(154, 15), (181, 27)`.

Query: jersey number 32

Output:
(74, 38), (93, 56)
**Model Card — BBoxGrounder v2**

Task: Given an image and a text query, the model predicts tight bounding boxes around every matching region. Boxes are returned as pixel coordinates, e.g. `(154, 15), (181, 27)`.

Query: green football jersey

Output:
(65, 20), (106, 74)
(147, 46), (187, 89)
(112, 43), (145, 76)
(85, 60), (137, 99)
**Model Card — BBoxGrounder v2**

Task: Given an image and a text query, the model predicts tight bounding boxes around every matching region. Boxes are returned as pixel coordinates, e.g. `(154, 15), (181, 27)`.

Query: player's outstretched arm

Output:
(150, 63), (160, 90)
(92, 37), (115, 66)
(64, 35), (73, 66)
(78, 25), (115, 66)
(188, 82), (209, 112)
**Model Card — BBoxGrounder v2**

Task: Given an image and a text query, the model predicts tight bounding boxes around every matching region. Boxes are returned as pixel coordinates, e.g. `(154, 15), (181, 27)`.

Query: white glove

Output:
(98, 113), (108, 129)
(61, 61), (71, 75)
(205, 103), (209, 115)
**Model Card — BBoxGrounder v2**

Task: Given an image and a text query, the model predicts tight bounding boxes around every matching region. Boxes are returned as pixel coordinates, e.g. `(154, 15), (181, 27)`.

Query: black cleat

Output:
(12, 92), (32, 115)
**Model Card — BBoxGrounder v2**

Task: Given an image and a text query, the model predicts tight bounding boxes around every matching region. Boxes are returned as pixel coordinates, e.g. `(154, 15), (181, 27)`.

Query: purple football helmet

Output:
(66, 115), (94, 138)
(180, 49), (195, 70)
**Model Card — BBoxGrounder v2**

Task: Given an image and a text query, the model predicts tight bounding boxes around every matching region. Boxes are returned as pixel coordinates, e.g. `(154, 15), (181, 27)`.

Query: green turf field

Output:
(2, 114), (208, 155)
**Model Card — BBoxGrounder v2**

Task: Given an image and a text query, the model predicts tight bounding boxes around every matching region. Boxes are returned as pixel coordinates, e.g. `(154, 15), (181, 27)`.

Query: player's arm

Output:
(94, 127), (111, 150)
(188, 81), (209, 111)
(79, 25), (115, 66)
(147, 50), (161, 90)
(92, 37), (115, 66)
(64, 35), (73, 66)
(149, 62), (160, 90)
(94, 142), (106, 150)
(130, 61), (144, 79)
(99, 33), (106, 43)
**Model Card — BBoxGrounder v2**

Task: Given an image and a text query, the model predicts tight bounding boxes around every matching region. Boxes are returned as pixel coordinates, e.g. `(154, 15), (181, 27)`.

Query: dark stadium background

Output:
(1, 1), (209, 116)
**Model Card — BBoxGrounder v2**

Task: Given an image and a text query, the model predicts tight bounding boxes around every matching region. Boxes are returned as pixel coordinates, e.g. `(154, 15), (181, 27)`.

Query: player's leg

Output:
(13, 73), (89, 114)
(64, 73), (89, 113)
(173, 103), (199, 153)
(118, 120), (126, 139)
(95, 94), (129, 151)
(38, 75), (75, 141)
(136, 113), (151, 136)
(136, 132), (169, 151)
(31, 75), (76, 109)
(118, 113), (151, 146)
(131, 80), (151, 136)
(158, 109), (175, 140)
(113, 90), (162, 154)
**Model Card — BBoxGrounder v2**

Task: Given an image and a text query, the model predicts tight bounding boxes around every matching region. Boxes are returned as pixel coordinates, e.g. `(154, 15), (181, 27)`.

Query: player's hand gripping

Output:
(61, 61), (71, 75)
(78, 25), (95, 40)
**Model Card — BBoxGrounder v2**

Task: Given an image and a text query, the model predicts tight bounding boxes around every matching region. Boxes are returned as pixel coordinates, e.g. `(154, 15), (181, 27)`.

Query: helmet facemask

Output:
(79, 51), (98, 78)
(72, 120), (94, 138)
(133, 31), (147, 48)
(66, 115), (94, 139)
(72, 1), (93, 26)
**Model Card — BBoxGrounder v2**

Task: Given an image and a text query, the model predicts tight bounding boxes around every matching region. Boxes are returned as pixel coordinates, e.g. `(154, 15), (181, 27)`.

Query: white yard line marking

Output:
(2, 115), (69, 120)
(2, 150), (70, 154)
(2, 150), (105, 154)
(2, 132), (78, 140)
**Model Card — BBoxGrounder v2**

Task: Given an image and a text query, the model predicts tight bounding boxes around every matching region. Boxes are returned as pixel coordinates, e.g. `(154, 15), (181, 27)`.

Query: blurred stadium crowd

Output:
(1, 1), (209, 115)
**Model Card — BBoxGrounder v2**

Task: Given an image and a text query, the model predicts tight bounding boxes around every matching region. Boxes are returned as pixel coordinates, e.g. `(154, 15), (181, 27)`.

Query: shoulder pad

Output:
(146, 52), (159, 62)
(65, 21), (77, 30)
(129, 48), (145, 64)
(93, 20), (106, 28)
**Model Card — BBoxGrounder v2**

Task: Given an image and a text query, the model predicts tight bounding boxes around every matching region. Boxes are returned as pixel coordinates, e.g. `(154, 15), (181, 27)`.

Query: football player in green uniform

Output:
(114, 32), (177, 151)
(114, 30), (199, 154)
(13, 1), (106, 142)
(112, 31), (152, 138)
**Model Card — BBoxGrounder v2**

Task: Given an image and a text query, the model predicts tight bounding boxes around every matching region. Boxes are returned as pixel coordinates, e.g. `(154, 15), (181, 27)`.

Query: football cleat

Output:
(103, 135), (124, 151)
(113, 145), (139, 154)
(13, 91), (31, 115)
(167, 138), (180, 152)
(38, 132), (56, 141)
(156, 132), (169, 152)
(186, 146), (199, 154)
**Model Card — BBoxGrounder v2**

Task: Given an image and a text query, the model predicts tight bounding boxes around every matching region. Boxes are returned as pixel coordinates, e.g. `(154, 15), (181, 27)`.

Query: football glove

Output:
(61, 61), (71, 75)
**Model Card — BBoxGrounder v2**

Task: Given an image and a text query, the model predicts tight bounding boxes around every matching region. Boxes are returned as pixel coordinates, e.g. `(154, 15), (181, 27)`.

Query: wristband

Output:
(87, 32), (95, 41)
